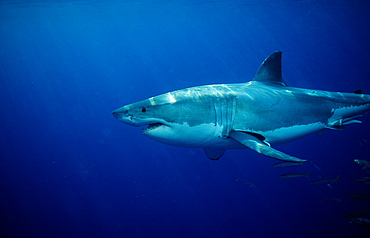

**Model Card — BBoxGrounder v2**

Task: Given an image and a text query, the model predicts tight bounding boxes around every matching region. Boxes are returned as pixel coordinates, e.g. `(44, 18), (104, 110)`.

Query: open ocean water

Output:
(1, 0), (370, 237)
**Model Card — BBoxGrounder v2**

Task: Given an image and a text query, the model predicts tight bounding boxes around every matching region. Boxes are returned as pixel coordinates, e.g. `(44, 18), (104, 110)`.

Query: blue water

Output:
(1, 1), (370, 237)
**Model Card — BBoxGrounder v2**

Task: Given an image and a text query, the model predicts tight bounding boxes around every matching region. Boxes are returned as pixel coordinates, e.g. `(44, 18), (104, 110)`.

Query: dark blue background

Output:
(1, 1), (370, 237)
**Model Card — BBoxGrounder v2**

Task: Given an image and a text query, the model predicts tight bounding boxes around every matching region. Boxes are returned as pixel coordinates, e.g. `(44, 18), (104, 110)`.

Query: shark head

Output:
(112, 90), (233, 148)
(112, 94), (174, 138)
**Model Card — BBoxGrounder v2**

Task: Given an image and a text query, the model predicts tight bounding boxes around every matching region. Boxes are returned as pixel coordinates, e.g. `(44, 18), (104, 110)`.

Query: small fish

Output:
(356, 139), (369, 146)
(273, 161), (304, 168)
(310, 175), (341, 186)
(341, 211), (370, 217)
(313, 164), (321, 171)
(357, 139), (370, 146)
(236, 177), (256, 188)
(321, 197), (342, 203)
(355, 177), (370, 184)
(347, 193), (370, 200)
(354, 159), (370, 170)
(278, 173), (311, 179)
(351, 218), (370, 229)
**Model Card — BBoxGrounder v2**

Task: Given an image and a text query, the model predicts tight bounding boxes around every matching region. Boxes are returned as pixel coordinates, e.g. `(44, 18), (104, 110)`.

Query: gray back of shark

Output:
(112, 51), (370, 162)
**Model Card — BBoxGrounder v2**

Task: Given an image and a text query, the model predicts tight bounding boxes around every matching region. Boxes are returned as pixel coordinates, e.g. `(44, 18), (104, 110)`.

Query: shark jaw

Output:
(142, 122), (167, 132)
(111, 107), (183, 143)
(143, 121), (242, 148)
(112, 108), (170, 132)
(112, 105), (243, 148)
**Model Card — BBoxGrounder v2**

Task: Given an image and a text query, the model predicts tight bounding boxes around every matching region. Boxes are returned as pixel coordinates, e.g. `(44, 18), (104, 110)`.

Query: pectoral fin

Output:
(229, 131), (306, 163)
(204, 148), (226, 160)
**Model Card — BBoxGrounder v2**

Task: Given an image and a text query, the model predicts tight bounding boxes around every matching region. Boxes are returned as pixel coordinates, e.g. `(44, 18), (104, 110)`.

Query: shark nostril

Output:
(112, 111), (119, 117)
(112, 109), (129, 118)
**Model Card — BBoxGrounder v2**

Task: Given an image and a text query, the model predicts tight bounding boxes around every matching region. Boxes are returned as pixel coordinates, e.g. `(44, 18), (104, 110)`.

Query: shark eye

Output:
(141, 108), (147, 112)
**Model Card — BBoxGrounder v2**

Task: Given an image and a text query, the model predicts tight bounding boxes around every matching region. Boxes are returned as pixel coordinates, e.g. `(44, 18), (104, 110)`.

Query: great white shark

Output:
(112, 51), (370, 162)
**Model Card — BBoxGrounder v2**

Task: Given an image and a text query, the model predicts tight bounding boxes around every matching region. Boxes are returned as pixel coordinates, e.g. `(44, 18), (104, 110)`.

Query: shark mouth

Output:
(142, 123), (167, 132)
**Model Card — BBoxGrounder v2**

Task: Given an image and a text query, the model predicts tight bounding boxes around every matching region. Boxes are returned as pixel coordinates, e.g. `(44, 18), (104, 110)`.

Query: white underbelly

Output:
(261, 122), (326, 145)
(144, 122), (243, 148)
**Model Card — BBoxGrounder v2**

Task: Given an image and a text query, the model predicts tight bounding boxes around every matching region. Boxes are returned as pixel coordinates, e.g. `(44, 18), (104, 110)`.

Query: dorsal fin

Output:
(253, 51), (287, 86)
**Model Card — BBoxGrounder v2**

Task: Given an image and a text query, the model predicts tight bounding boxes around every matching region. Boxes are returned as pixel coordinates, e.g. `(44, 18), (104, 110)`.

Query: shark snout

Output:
(112, 107), (145, 127)
(112, 107), (133, 124)
(112, 110), (124, 118)
(112, 108), (128, 119)
(112, 111), (118, 117)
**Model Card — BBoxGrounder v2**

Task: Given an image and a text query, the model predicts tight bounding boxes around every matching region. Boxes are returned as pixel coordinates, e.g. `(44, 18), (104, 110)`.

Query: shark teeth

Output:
(143, 123), (165, 132)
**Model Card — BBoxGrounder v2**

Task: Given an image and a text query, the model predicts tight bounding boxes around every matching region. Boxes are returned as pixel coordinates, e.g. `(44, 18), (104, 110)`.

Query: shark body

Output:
(112, 51), (370, 162)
